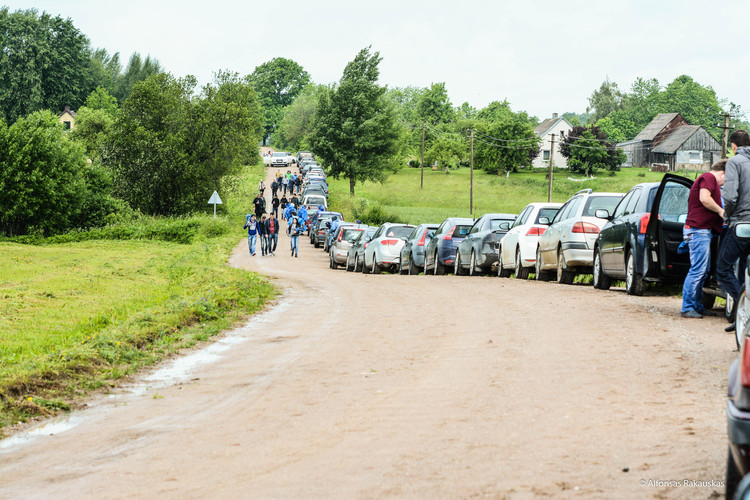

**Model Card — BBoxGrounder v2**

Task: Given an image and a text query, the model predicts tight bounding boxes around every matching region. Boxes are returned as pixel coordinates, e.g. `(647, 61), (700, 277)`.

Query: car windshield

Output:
(583, 196), (622, 217)
(385, 226), (413, 238)
(453, 225), (472, 238)
(342, 228), (364, 243)
(489, 219), (513, 230)
(306, 196), (325, 205)
(272, 152), (285, 157)
(536, 207), (560, 223)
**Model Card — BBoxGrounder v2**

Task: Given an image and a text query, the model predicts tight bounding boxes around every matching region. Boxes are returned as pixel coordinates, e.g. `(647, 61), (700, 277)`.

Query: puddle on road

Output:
(0, 292), (295, 452)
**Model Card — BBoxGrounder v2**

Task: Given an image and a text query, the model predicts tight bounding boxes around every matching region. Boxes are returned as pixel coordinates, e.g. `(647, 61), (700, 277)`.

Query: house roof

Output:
(534, 116), (572, 137)
(633, 113), (681, 141)
(651, 125), (700, 154)
(59, 106), (77, 117)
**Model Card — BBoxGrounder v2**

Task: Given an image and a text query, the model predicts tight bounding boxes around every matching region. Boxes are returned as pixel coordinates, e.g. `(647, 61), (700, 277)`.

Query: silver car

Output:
(362, 223), (415, 274)
(329, 224), (369, 269)
(535, 189), (624, 284)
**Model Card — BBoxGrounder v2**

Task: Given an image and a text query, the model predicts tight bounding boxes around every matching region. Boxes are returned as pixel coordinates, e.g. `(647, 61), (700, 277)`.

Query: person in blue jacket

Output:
(243, 214), (258, 256)
(327, 215), (340, 248)
(283, 203), (295, 221)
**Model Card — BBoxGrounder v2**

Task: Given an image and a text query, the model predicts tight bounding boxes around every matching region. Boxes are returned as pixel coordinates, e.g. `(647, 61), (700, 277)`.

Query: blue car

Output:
(423, 217), (475, 275)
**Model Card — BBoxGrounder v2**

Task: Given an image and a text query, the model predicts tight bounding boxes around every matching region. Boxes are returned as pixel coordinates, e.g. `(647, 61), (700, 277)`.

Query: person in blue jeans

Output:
(243, 214), (258, 256)
(718, 131), (750, 325)
(681, 160), (726, 318)
(287, 212), (303, 258)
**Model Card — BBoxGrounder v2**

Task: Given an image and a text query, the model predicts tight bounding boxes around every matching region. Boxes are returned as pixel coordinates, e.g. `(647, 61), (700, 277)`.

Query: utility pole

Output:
(722, 113), (731, 159)
(420, 122), (425, 189)
(470, 129), (474, 215)
(548, 134), (555, 202)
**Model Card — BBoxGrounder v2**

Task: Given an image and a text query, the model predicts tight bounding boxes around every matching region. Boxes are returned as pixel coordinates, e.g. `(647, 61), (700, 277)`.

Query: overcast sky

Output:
(5, 0), (748, 121)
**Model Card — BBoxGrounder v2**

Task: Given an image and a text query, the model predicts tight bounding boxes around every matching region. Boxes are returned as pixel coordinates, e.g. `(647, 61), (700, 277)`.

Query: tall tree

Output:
(472, 118), (540, 175)
(0, 111), (88, 236)
(559, 125), (626, 177)
(309, 46), (401, 195)
(586, 79), (624, 123)
(113, 53), (162, 103)
(105, 72), (262, 215)
(247, 57), (310, 145)
(275, 84), (327, 152)
(656, 75), (724, 139)
(0, 8), (93, 123)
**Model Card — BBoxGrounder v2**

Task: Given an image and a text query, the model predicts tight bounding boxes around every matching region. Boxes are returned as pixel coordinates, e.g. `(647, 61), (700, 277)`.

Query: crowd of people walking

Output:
(244, 164), (310, 258)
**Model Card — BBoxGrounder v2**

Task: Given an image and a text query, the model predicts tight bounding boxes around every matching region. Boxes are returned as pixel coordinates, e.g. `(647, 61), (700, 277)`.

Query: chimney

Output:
(552, 113), (558, 119)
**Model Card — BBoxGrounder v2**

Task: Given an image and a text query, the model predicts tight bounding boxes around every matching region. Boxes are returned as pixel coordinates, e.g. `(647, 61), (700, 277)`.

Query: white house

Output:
(532, 113), (573, 169)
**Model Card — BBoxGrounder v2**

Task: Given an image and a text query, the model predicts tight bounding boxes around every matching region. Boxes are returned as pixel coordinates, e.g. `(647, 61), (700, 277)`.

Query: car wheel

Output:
(535, 246), (551, 281)
(702, 294), (717, 311)
(372, 257), (381, 274)
(498, 249), (512, 278)
(515, 248), (529, 280)
(331, 254), (338, 269)
(469, 250), (480, 276)
(314, 240), (320, 248)
(434, 253), (445, 275)
(408, 255), (418, 275)
(625, 251), (645, 296)
(361, 255), (369, 273)
(354, 255), (360, 272)
(557, 248), (575, 285)
(727, 446), (742, 500)
(735, 285), (748, 350)
(345, 255), (352, 272)
(592, 248), (611, 290)
(454, 253), (465, 275)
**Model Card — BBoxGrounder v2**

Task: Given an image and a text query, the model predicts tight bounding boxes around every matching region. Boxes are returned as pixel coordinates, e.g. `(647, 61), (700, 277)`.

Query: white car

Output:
(535, 189), (624, 284)
(362, 223), (415, 274)
(268, 151), (295, 168)
(498, 202), (563, 279)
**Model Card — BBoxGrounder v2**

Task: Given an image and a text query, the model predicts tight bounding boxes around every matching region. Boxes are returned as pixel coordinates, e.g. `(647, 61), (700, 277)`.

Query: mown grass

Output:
(327, 166), (690, 224)
(0, 163), (275, 434)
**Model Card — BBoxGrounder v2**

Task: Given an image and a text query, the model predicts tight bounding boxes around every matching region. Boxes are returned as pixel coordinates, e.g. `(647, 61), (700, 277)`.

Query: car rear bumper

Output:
(562, 243), (593, 267)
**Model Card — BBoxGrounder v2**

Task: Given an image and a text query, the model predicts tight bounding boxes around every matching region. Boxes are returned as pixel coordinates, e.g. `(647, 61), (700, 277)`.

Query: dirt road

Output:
(0, 164), (737, 499)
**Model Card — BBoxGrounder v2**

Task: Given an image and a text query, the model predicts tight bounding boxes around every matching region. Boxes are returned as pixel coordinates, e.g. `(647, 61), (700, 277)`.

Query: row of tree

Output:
(0, 8), (162, 124)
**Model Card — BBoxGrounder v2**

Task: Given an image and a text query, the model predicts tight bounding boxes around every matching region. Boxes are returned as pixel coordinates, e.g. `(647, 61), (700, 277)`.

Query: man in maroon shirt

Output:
(681, 160), (726, 318)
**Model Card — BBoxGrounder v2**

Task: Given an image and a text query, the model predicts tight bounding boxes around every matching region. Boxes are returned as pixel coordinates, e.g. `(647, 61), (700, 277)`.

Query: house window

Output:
(543, 150), (550, 161)
(63, 121), (71, 130)
(689, 151), (702, 163)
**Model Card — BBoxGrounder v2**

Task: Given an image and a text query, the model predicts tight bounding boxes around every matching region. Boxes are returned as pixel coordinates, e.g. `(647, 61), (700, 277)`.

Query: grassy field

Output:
(0, 163), (275, 433)
(327, 166), (694, 224)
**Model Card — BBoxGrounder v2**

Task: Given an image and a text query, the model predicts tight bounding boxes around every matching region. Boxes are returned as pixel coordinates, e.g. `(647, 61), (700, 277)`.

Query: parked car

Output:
(398, 223), (439, 275)
(324, 222), (353, 253)
(297, 151), (314, 163)
(725, 224), (750, 498)
(302, 194), (327, 212)
(329, 224), (369, 269)
(362, 223), (415, 274)
(535, 189), (624, 283)
(498, 202), (563, 279)
(454, 213), (516, 275)
(591, 174), (718, 298)
(346, 227), (378, 272)
(309, 212), (343, 247)
(424, 217), (475, 275)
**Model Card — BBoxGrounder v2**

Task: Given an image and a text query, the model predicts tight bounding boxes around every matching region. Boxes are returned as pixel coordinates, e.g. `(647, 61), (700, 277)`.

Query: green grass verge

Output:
(0, 163), (276, 434)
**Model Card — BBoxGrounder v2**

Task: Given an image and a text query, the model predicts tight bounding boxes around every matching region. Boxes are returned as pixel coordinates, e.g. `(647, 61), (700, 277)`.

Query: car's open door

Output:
(644, 173), (693, 280)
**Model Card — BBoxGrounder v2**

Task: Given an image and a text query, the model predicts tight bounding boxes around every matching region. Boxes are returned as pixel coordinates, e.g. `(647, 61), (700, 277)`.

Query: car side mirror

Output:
(594, 209), (611, 220)
(498, 222), (510, 231)
(538, 217), (551, 225)
(427, 231), (435, 239)
(735, 222), (750, 240)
